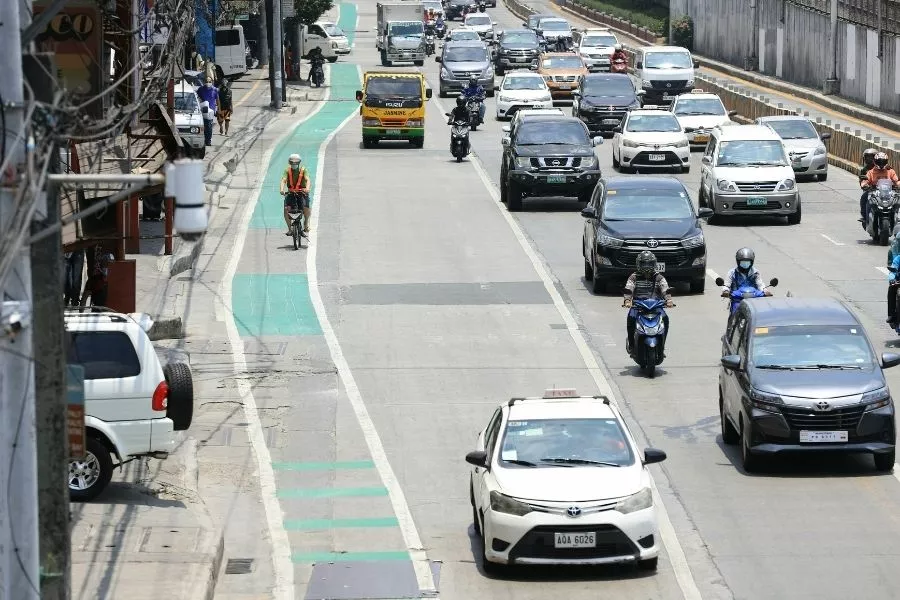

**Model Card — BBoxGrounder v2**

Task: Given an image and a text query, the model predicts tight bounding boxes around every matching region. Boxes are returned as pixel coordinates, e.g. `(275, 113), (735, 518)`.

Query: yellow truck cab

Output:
(355, 71), (433, 148)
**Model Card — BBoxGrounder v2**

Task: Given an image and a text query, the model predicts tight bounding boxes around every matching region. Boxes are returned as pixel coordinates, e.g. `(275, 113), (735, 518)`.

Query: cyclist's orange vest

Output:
(286, 167), (308, 191)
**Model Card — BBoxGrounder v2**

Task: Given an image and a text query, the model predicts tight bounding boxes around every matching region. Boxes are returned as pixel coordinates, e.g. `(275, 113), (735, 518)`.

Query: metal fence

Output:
(788, 0), (900, 34)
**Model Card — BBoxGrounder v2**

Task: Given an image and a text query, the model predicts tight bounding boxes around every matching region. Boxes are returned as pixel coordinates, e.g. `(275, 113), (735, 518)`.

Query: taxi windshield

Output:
(583, 34), (616, 47)
(503, 76), (546, 90)
(674, 98), (725, 116)
(499, 418), (635, 467)
(751, 325), (875, 368)
(542, 56), (584, 69)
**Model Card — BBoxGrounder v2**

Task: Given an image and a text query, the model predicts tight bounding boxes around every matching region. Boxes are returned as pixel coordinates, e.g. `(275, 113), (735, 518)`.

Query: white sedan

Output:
(612, 108), (691, 173)
(467, 389), (667, 571)
(445, 27), (481, 43)
(495, 72), (553, 120)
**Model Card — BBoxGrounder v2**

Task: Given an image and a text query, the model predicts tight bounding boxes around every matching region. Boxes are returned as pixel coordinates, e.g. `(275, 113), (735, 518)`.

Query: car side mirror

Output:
(580, 206), (595, 219)
(501, 136), (510, 146)
(720, 354), (742, 371)
(355, 90), (363, 102)
(881, 352), (900, 369)
(698, 207), (713, 219)
(728, 110), (738, 117)
(769, 278), (778, 287)
(501, 125), (510, 133)
(693, 60), (700, 68)
(714, 277), (725, 286)
(643, 448), (667, 465)
(636, 61), (643, 69)
(820, 131), (832, 141)
(426, 88), (433, 99)
(701, 155), (711, 164)
(465, 450), (488, 468)
(522, 21), (528, 26)
(435, 55), (442, 62)
(494, 85), (501, 91)
(592, 136), (603, 146)
(612, 125), (622, 133)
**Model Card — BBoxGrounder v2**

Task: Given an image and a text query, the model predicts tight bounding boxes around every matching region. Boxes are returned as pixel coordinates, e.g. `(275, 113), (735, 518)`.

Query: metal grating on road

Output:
(224, 558), (255, 574)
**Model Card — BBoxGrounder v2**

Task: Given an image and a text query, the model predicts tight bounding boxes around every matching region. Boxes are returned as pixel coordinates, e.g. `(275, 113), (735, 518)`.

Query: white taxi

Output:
(466, 389), (667, 572)
(612, 107), (690, 173)
(670, 90), (736, 149)
(494, 71), (554, 119)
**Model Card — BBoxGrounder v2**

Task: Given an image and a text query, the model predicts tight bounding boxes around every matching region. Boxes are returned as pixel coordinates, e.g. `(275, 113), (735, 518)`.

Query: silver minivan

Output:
(436, 40), (495, 97)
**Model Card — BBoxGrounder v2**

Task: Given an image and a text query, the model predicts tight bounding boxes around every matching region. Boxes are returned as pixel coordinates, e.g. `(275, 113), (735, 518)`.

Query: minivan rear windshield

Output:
(717, 140), (787, 166)
(645, 51), (692, 69)
(751, 325), (875, 368)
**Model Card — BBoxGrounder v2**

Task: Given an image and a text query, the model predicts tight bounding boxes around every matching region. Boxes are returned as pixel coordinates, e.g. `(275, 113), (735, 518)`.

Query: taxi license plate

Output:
(602, 118), (620, 125)
(554, 532), (596, 548)
(547, 175), (566, 183)
(799, 430), (848, 443)
(557, 84), (572, 90)
(746, 196), (768, 206)
(694, 134), (709, 143)
(648, 154), (665, 161)
(656, 263), (666, 273)
(385, 129), (402, 135)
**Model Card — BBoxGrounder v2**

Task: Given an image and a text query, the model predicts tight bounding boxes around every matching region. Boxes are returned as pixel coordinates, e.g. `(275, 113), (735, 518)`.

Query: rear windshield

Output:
(765, 119), (819, 140)
(445, 46), (489, 62)
(626, 114), (681, 132)
(215, 29), (241, 46)
(67, 331), (142, 380)
(540, 20), (570, 30)
(751, 325), (875, 368)
(517, 120), (588, 145)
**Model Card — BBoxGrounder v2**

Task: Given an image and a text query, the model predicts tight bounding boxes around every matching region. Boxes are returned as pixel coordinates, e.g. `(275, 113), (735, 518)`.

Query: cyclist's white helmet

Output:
(288, 153), (301, 164)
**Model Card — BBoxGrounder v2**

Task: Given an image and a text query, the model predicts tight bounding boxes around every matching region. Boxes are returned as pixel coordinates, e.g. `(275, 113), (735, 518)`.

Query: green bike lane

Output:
(229, 4), (438, 597)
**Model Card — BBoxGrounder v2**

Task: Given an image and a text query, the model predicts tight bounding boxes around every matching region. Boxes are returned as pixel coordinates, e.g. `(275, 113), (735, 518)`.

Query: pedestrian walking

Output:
(81, 243), (114, 310)
(217, 79), (233, 135)
(196, 77), (218, 146)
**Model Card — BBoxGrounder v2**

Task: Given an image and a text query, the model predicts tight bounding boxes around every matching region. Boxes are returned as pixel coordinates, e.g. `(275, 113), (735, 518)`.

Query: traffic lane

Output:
(324, 63), (684, 597)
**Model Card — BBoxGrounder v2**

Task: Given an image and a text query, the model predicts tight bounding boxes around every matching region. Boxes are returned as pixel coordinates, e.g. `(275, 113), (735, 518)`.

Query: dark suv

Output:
(581, 177), (711, 293)
(573, 73), (642, 135)
(500, 116), (603, 211)
(445, 0), (477, 20)
(719, 297), (899, 473)
(495, 29), (540, 74)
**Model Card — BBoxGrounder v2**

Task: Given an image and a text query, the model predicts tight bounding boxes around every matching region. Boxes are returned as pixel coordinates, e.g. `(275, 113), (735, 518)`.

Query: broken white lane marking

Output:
(820, 233), (845, 246)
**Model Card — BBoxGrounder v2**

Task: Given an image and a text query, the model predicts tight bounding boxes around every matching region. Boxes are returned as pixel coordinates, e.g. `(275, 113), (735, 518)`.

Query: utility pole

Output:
(824, 0), (840, 94)
(271, 0), (284, 108)
(26, 51), (70, 600)
(258, 0), (269, 68)
(0, 0), (41, 597)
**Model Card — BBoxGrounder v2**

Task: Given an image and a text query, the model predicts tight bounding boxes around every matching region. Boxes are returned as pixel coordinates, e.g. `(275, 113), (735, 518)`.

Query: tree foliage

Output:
(293, 0), (334, 24)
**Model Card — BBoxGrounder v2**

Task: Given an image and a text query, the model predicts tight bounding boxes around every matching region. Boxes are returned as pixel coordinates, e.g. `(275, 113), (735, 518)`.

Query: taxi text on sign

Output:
(67, 365), (86, 460)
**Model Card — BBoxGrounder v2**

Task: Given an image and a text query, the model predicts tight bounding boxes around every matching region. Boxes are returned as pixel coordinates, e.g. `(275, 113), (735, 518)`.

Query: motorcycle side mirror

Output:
(820, 131), (832, 141)
(720, 354), (742, 371)
(636, 90), (646, 96)
(572, 90), (581, 96)
(445, 112), (451, 117)
(522, 21), (528, 27)
(612, 125), (622, 133)
(425, 88), (433, 99)
(698, 207), (714, 219)
(529, 63), (538, 70)
(714, 277), (725, 286)
(501, 136), (510, 146)
(435, 55), (442, 62)
(769, 278), (778, 287)
(355, 90), (363, 102)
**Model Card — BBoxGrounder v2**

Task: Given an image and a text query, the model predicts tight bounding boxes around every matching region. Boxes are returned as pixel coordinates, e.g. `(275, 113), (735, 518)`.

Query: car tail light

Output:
(152, 381), (169, 411)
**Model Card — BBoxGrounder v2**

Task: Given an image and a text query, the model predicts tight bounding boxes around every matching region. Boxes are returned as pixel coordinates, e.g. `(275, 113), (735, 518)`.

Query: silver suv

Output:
(436, 40), (495, 97)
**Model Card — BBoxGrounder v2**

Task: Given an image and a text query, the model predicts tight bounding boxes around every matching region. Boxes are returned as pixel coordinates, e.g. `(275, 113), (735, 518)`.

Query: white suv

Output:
(466, 389), (667, 572)
(65, 311), (194, 500)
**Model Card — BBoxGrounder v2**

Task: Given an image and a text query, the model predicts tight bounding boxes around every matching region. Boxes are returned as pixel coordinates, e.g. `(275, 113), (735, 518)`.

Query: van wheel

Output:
(327, 56), (338, 63)
(414, 60), (424, 66)
(874, 450), (895, 472)
(69, 436), (113, 502)
(164, 362), (194, 431)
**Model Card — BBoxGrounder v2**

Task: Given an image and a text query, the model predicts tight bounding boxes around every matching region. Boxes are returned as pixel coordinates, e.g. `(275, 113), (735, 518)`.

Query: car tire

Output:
(720, 394), (738, 445)
(500, 177), (508, 203)
(612, 150), (620, 170)
(69, 436), (114, 502)
(698, 186), (707, 207)
(584, 255), (594, 281)
(507, 181), (523, 211)
(681, 164), (690, 174)
(414, 60), (424, 66)
(164, 362), (194, 431)
(590, 261), (605, 294)
(874, 450), (895, 472)
(496, 66), (504, 76)
(487, 88), (495, 98)
(638, 556), (659, 571)
(787, 203), (802, 225)
(740, 419), (759, 473)
(818, 172), (828, 182)
(690, 277), (705, 294)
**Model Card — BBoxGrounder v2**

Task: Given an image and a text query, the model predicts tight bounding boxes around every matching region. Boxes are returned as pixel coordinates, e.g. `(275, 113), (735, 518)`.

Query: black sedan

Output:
(581, 177), (712, 294)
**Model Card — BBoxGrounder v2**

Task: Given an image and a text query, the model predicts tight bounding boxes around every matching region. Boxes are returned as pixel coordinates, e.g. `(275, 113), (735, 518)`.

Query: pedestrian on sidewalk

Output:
(196, 77), (219, 146)
(63, 249), (84, 307)
(217, 79), (233, 135)
(81, 243), (114, 310)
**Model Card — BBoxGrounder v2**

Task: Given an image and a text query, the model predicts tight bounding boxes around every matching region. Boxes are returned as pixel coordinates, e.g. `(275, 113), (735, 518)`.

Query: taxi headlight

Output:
(615, 487), (652, 514)
(776, 179), (795, 191)
(622, 139), (640, 148)
(490, 491), (532, 516)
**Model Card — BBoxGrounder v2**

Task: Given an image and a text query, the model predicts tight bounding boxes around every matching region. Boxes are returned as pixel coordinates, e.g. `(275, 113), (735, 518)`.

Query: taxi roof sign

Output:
(690, 88), (706, 93)
(543, 388), (579, 398)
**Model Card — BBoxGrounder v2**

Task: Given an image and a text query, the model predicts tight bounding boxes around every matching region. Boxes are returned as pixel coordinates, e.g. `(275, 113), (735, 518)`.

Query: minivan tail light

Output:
(152, 381), (169, 411)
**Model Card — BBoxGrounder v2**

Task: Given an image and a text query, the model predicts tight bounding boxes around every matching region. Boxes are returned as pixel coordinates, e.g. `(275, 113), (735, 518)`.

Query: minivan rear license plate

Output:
(547, 175), (566, 183)
(746, 196), (768, 206)
(648, 154), (665, 161)
(799, 430), (848, 443)
(554, 532), (596, 548)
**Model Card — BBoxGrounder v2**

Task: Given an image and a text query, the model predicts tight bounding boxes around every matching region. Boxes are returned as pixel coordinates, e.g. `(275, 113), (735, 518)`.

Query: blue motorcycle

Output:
(626, 298), (672, 378)
(715, 276), (778, 314)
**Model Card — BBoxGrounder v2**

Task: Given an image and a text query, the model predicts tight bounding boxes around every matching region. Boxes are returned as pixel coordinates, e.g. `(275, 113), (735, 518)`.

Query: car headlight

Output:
(641, 79), (652, 89)
(776, 179), (795, 191)
(406, 118), (423, 127)
(749, 388), (783, 412)
(686, 78), (694, 86)
(675, 138), (689, 148)
(483, 66), (494, 77)
(862, 387), (892, 411)
(362, 118), (380, 127)
(440, 67), (450, 78)
(622, 139), (640, 148)
(598, 233), (623, 247)
(490, 491), (532, 516)
(190, 126), (200, 134)
(717, 179), (737, 192)
(615, 487), (652, 514)
(814, 146), (826, 156)
(499, 95), (511, 102)
(541, 93), (552, 102)
(681, 232), (704, 248)
(583, 154), (599, 169)
(515, 156), (533, 169)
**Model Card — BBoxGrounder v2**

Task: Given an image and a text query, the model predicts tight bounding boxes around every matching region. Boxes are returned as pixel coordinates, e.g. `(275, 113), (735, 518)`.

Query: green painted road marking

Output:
(284, 517), (399, 530)
(249, 62), (361, 229)
(277, 487), (388, 499)
(338, 3), (357, 45)
(272, 460), (376, 471)
(292, 551), (410, 563)
(231, 274), (322, 336)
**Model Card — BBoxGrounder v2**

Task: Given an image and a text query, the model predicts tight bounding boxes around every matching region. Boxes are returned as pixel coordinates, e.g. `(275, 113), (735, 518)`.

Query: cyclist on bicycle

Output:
(280, 153), (311, 236)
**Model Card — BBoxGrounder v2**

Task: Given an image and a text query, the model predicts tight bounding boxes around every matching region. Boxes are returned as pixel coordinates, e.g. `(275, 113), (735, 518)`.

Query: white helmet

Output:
(288, 153), (301, 165)
(614, 43), (623, 51)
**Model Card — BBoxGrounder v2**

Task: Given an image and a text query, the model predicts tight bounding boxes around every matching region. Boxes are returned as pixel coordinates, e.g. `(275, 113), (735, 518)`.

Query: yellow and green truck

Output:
(355, 71), (433, 148)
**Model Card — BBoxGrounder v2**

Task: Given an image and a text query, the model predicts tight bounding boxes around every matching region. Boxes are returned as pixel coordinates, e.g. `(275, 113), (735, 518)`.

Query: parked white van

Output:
(215, 24), (249, 77)
(173, 82), (205, 159)
(634, 45), (697, 105)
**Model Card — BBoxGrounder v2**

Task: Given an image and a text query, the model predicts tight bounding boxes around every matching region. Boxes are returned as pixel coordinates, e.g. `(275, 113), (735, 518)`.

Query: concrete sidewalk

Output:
(70, 64), (328, 599)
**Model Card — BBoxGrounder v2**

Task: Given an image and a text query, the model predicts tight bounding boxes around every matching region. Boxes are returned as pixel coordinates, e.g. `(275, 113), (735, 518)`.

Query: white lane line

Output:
(432, 97), (702, 600)
(877, 266), (890, 276)
(302, 62), (440, 597)
(820, 233), (845, 246)
(706, 268), (721, 282)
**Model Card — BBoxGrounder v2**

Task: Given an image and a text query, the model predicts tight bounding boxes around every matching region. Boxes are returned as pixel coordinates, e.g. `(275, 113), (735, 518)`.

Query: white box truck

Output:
(376, 2), (426, 66)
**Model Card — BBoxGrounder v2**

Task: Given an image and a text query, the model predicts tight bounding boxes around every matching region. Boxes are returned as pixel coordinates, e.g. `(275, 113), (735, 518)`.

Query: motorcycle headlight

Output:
(681, 232), (704, 248)
(490, 491), (532, 516)
(615, 488), (652, 515)
(748, 388), (783, 412)
(862, 387), (892, 411)
(814, 146), (826, 156)
(440, 67), (450, 78)
(598, 233), (624, 247)
(776, 179), (795, 191)
(515, 156), (533, 169)
(717, 179), (737, 192)
(362, 118), (380, 127)
(622, 139), (640, 148)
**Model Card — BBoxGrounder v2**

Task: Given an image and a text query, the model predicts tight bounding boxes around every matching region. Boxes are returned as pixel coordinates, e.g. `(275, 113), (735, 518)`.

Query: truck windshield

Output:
(390, 21), (424, 36)
(366, 77), (422, 99)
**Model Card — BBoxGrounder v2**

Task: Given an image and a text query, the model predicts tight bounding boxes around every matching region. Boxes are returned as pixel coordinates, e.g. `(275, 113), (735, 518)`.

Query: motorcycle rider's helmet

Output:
(874, 151), (889, 169)
(614, 43), (623, 51)
(735, 247), (755, 273)
(288, 153), (301, 166)
(478, 2), (485, 10)
(636, 251), (657, 277)
(456, 95), (466, 107)
(864, 147), (878, 163)
(468, 76), (478, 88)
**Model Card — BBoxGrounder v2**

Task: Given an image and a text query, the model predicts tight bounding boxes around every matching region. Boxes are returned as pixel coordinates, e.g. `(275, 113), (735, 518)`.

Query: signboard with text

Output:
(67, 365), (85, 460)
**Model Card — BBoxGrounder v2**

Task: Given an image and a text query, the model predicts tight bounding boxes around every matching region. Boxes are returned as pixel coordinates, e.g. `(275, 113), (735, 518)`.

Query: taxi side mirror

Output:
(643, 448), (667, 465)
(465, 450), (488, 468)
(355, 90), (363, 102)
(426, 88), (433, 99)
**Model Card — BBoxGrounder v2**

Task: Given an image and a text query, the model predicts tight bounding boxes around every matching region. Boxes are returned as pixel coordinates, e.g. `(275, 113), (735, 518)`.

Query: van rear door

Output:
(215, 25), (248, 77)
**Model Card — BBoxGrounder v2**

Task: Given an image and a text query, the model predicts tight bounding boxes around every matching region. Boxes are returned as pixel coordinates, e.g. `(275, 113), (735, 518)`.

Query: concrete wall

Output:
(670, 0), (900, 113)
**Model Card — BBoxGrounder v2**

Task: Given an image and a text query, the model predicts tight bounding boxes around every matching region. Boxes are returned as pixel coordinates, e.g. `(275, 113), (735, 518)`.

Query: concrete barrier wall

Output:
(671, 0), (900, 112)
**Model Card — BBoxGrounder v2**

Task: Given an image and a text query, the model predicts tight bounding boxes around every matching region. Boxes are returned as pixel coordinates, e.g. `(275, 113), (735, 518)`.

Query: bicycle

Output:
(283, 191), (309, 250)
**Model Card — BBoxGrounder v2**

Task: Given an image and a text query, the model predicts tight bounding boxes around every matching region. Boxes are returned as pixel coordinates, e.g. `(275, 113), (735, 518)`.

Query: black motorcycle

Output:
(466, 95), (484, 130)
(424, 27), (436, 55)
(865, 178), (900, 245)
(446, 115), (470, 162)
(309, 57), (325, 87)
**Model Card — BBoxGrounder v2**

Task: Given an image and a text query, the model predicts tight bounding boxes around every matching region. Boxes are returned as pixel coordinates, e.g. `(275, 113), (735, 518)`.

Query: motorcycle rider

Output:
(720, 247), (772, 299)
(623, 251), (673, 355)
(448, 95), (471, 154)
(435, 13), (445, 31)
(611, 43), (628, 65)
(478, 1), (486, 11)
(859, 148), (878, 222)
(461, 76), (486, 124)
(554, 35), (571, 52)
(307, 46), (325, 85)
(862, 151), (900, 190)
